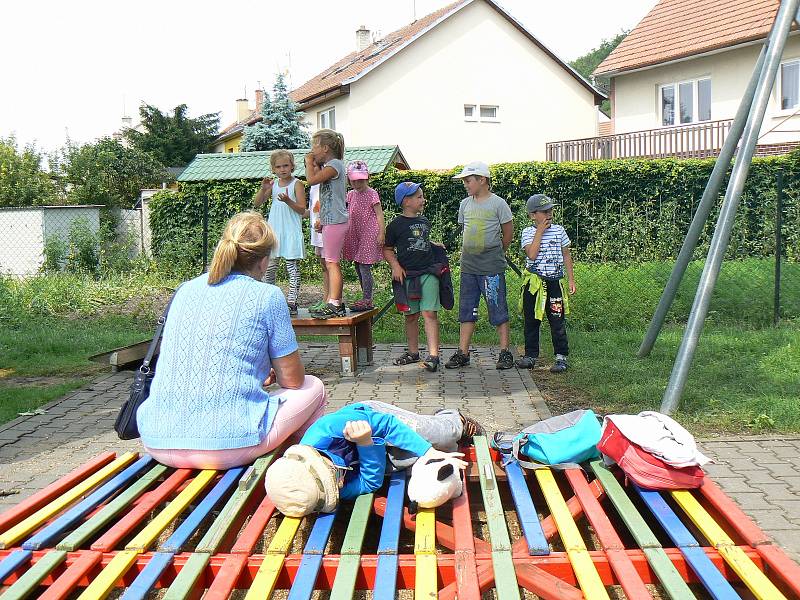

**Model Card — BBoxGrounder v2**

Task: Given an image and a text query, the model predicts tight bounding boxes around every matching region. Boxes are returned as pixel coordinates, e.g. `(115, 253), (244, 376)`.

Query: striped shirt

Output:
(521, 224), (570, 278)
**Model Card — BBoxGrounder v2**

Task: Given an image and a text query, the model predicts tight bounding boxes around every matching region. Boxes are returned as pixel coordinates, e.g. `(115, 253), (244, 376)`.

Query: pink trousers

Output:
(144, 375), (326, 470)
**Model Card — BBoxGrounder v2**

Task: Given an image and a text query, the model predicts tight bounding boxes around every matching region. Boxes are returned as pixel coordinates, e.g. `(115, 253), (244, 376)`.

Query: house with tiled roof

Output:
(215, 0), (604, 168)
(548, 0), (800, 161)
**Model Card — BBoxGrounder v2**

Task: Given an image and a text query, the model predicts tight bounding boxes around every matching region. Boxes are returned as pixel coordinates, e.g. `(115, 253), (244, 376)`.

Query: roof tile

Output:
(595, 0), (780, 75)
(179, 146), (405, 182)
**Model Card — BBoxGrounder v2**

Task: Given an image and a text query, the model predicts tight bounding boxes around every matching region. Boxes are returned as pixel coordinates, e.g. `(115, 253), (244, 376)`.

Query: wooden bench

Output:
(291, 307), (378, 376)
(92, 307), (380, 377)
(2, 438), (800, 599)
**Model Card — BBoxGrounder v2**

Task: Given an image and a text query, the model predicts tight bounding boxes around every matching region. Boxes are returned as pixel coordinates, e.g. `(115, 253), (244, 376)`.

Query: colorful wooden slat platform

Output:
(2, 439), (800, 599)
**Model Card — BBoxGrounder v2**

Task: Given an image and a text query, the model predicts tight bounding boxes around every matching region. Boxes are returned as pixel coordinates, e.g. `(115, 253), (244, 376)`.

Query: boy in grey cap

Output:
(516, 194), (575, 372)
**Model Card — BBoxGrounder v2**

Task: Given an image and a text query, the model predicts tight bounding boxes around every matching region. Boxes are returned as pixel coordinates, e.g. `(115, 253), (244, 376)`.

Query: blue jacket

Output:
(300, 403), (431, 499)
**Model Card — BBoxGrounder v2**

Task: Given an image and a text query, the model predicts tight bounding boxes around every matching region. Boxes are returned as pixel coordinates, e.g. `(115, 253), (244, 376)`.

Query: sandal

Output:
(394, 350), (420, 365)
(458, 412), (485, 444)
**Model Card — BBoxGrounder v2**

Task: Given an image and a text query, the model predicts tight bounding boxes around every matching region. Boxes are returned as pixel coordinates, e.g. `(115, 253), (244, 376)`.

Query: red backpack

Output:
(597, 419), (705, 490)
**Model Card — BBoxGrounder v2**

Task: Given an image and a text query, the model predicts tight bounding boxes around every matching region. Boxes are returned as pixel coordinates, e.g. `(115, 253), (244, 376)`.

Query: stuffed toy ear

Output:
(408, 455), (463, 509)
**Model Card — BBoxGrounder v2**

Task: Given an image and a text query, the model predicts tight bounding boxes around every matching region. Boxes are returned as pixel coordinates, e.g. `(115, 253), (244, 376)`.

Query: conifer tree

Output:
(241, 74), (310, 151)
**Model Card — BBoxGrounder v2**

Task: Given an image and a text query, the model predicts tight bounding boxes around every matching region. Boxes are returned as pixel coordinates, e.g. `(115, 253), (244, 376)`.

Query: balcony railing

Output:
(546, 119), (734, 162)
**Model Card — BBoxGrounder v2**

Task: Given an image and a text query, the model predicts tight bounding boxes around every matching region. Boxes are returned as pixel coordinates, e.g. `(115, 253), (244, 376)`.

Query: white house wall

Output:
(300, 95), (351, 143)
(612, 34), (800, 145)
(303, 1), (597, 169)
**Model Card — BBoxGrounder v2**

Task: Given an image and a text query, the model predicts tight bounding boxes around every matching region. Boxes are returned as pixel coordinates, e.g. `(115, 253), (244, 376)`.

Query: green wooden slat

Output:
(1, 550), (67, 599)
(590, 461), (695, 600)
(474, 436), (520, 600)
(56, 464), (168, 551)
(195, 454), (274, 553)
(329, 493), (374, 600)
(162, 553), (210, 600)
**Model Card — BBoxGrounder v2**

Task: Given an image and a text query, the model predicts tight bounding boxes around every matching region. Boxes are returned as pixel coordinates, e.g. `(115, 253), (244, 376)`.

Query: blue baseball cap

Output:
(394, 181), (422, 206)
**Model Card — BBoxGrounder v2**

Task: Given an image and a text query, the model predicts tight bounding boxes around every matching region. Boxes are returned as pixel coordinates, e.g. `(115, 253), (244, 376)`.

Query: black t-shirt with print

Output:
(385, 215), (434, 270)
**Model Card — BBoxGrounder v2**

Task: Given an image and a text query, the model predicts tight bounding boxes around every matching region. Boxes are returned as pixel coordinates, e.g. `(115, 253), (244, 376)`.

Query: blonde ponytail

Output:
(312, 129), (345, 160)
(207, 211), (277, 285)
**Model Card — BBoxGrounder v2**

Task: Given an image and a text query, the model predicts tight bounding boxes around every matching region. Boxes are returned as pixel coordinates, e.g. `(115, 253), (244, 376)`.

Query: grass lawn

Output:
(1, 267), (798, 433)
(0, 315), (153, 425)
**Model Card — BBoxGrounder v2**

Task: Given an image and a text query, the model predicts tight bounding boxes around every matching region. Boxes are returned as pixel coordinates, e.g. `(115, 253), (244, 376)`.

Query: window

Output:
(464, 104), (476, 120)
(479, 105), (498, 121)
(318, 107), (335, 130)
(659, 78), (711, 126)
(781, 60), (800, 110)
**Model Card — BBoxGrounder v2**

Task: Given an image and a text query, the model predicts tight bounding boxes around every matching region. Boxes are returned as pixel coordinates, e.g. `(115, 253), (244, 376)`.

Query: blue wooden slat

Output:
(121, 552), (175, 600)
(635, 486), (741, 600)
(505, 459), (550, 555)
(22, 455), (154, 551)
(159, 467), (243, 553)
(374, 471), (407, 600)
(287, 511), (338, 600)
(0, 549), (33, 584)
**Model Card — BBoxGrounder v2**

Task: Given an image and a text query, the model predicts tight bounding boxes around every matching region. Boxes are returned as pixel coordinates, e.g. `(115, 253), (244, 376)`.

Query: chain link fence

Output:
(0, 205), (148, 277)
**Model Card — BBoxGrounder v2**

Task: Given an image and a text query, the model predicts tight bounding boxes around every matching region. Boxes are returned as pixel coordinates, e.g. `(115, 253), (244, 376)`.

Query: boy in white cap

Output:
(516, 194), (575, 372)
(264, 401), (483, 517)
(446, 161), (515, 370)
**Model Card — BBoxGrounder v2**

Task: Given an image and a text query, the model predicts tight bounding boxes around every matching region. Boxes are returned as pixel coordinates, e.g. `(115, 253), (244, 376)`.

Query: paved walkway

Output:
(1, 343), (799, 562)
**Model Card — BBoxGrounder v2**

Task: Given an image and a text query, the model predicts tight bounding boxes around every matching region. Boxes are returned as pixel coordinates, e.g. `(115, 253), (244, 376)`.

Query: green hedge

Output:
(149, 153), (800, 278)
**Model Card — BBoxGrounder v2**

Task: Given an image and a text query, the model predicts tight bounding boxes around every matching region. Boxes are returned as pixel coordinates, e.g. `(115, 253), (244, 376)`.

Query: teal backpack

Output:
(491, 409), (602, 469)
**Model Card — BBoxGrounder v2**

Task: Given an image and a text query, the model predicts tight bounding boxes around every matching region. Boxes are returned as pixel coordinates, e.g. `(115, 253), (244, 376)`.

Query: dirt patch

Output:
(528, 365), (607, 416)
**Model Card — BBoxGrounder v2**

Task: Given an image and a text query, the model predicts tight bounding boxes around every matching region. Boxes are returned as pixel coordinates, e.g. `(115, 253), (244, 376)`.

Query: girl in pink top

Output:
(343, 160), (384, 311)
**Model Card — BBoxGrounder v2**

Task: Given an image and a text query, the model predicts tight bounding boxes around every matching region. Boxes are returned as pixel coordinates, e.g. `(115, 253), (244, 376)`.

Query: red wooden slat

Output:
(230, 496), (275, 554)
(451, 468), (480, 600)
(0, 452), (116, 533)
(90, 469), (192, 552)
(38, 550), (102, 600)
(565, 469), (653, 600)
(204, 553), (249, 600)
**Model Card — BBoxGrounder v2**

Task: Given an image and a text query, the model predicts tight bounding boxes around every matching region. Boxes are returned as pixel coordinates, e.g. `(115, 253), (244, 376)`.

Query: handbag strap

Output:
(141, 287), (180, 372)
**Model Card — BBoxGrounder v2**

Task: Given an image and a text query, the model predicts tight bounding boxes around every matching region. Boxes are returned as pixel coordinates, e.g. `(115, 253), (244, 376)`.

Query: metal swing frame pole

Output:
(660, 0), (800, 414)
(637, 45), (766, 357)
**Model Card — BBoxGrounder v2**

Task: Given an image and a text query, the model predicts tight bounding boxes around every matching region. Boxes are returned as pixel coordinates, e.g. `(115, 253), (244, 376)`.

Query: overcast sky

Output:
(0, 0), (655, 154)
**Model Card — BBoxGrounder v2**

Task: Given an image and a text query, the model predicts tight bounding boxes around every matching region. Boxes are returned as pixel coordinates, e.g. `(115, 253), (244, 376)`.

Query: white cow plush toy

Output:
(407, 454), (464, 509)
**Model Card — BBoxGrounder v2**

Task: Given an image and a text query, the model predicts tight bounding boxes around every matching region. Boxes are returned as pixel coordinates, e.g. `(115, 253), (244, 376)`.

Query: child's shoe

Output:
(515, 355), (536, 369)
(457, 411), (485, 444)
(287, 303), (298, 317)
(349, 299), (374, 312)
(496, 349), (514, 370)
(394, 350), (420, 365)
(311, 303), (346, 320)
(550, 355), (568, 373)
(422, 355), (440, 372)
(444, 350), (470, 369)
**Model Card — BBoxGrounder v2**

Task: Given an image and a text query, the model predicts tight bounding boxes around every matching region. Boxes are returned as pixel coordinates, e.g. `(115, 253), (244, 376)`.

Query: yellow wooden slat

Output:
(76, 550), (138, 600)
(0, 452), (138, 549)
(125, 470), (216, 551)
(415, 508), (437, 598)
(536, 469), (610, 600)
(244, 516), (302, 600)
(672, 490), (787, 600)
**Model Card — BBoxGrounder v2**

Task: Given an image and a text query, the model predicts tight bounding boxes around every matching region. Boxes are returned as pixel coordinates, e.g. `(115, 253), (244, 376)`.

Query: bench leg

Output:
(338, 333), (356, 377)
(355, 319), (374, 367)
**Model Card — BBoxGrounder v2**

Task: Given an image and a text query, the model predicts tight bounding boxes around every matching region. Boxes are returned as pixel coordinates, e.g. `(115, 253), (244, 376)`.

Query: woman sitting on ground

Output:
(137, 211), (326, 469)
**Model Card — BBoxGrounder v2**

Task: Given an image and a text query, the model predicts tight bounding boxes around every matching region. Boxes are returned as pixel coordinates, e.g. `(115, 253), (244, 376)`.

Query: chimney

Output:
(255, 89), (265, 114)
(356, 25), (371, 52)
(236, 98), (250, 122)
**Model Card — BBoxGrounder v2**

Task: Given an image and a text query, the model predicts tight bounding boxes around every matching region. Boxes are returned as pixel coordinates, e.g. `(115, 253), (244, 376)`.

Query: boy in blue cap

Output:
(383, 182), (446, 372)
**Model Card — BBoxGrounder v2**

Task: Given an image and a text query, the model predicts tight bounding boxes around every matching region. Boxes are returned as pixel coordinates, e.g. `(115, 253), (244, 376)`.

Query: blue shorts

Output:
(458, 272), (509, 326)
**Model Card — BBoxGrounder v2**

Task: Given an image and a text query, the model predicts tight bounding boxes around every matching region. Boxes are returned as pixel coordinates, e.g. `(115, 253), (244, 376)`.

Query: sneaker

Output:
(394, 350), (420, 366)
(444, 350), (470, 369)
(349, 299), (374, 312)
(515, 355), (536, 369)
(310, 302), (346, 320)
(422, 355), (440, 372)
(458, 412), (485, 444)
(550, 358), (568, 373)
(287, 303), (298, 317)
(496, 349), (514, 370)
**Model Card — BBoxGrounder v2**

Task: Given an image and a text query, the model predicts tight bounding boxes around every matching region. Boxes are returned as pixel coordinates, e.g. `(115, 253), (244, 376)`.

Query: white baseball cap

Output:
(264, 445), (339, 517)
(452, 161), (490, 179)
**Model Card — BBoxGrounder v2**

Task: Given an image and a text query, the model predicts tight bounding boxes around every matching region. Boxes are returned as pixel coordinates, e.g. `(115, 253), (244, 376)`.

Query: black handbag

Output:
(114, 292), (177, 440)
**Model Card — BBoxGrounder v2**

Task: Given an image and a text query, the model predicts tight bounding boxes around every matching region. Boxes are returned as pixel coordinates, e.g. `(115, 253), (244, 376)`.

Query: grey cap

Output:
(526, 194), (554, 213)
